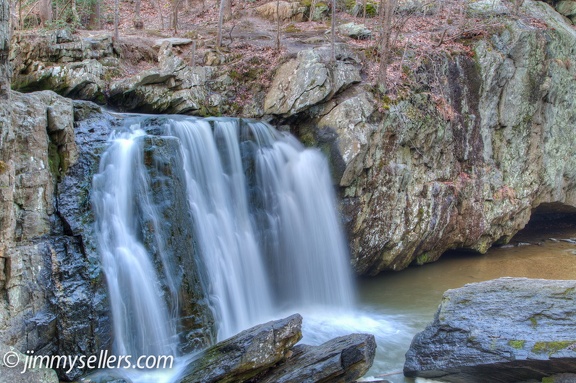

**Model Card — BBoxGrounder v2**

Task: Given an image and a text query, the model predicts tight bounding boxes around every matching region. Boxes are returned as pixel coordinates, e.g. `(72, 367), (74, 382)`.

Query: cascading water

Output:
(92, 115), (404, 382)
(93, 130), (178, 358)
(168, 117), (355, 338)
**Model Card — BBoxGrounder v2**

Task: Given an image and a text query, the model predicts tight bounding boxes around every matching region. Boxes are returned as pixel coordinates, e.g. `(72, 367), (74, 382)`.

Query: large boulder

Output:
(556, 1), (576, 23)
(258, 333), (376, 383)
(178, 314), (303, 383)
(404, 278), (576, 382)
(264, 44), (361, 116)
(255, 1), (305, 21)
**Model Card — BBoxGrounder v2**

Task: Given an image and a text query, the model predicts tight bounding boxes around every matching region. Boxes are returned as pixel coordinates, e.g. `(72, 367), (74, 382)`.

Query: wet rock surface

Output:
(404, 278), (576, 383)
(178, 313), (376, 383)
(140, 135), (215, 351)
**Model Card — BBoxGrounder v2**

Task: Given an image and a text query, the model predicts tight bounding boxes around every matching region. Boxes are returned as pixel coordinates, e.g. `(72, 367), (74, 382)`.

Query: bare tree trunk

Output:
(172, 0), (180, 34)
(150, 0), (165, 28)
(513, 0), (524, 14)
(88, 0), (101, 29)
(39, 0), (53, 27)
(275, 0), (280, 50)
(70, 0), (80, 24)
(133, 0), (143, 29)
(114, 0), (119, 40)
(309, 0), (315, 21)
(331, 0), (335, 62)
(377, 0), (395, 92)
(362, 0), (367, 21)
(223, 0), (231, 20)
(217, 0), (224, 47)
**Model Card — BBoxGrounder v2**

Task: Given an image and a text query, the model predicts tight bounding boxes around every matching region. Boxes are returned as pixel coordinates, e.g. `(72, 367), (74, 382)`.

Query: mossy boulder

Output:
(405, 278), (576, 382)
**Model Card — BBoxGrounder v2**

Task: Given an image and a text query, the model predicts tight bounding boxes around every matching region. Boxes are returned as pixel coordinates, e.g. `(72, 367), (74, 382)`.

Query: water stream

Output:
(91, 115), (356, 381)
(91, 113), (576, 383)
(358, 222), (576, 382)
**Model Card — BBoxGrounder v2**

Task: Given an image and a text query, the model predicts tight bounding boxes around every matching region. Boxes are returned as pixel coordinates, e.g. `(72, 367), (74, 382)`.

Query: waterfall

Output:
(169, 118), (355, 339)
(93, 115), (356, 361)
(92, 128), (178, 358)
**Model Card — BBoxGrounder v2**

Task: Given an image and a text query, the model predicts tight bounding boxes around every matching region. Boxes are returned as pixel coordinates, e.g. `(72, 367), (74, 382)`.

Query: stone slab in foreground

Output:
(404, 278), (576, 382)
(178, 313), (376, 383)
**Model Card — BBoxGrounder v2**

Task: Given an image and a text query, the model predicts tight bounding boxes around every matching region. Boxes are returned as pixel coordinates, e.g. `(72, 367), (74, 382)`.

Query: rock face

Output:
(108, 43), (215, 115)
(0, 92), (111, 381)
(404, 278), (576, 382)
(264, 44), (361, 117)
(283, 0), (576, 274)
(0, 344), (59, 383)
(140, 134), (215, 351)
(255, 1), (305, 21)
(10, 32), (117, 102)
(178, 314), (376, 383)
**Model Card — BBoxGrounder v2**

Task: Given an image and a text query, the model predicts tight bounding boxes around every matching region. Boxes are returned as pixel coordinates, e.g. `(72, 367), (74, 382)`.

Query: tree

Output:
(275, 0), (280, 50)
(39, 0), (53, 27)
(377, 0), (396, 92)
(330, 0), (335, 62)
(134, 0), (143, 29)
(222, 0), (231, 20)
(113, 0), (119, 40)
(217, 0), (225, 47)
(87, 0), (101, 30)
(171, 0), (182, 34)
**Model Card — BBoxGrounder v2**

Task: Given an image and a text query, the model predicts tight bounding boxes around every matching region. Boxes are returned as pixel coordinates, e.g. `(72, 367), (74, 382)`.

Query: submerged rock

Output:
(178, 314), (376, 383)
(404, 278), (576, 382)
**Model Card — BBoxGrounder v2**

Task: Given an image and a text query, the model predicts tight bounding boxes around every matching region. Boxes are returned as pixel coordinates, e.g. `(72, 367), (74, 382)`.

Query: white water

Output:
(92, 115), (362, 382)
(93, 129), (178, 358)
(169, 118), (356, 339)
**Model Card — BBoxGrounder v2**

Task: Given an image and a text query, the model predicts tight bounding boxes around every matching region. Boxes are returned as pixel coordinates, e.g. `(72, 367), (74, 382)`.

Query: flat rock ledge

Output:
(404, 278), (576, 383)
(178, 313), (376, 383)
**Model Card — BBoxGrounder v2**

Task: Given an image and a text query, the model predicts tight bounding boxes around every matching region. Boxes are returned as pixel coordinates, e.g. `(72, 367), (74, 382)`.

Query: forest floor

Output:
(18, 0), (568, 97)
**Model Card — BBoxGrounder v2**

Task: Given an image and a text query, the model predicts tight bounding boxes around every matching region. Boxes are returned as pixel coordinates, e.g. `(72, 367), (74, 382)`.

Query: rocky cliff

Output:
(8, 0), (576, 276)
(272, 0), (576, 274)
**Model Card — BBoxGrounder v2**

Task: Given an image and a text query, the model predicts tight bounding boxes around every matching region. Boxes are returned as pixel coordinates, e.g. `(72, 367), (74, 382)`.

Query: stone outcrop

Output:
(264, 44), (361, 117)
(10, 31), (117, 102)
(178, 314), (376, 383)
(404, 278), (576, 382)
(283, 0), (576, 274)
(255, 1), (305, 21)
(108, 43), (215, 115)
(0, 92), (111, 381)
